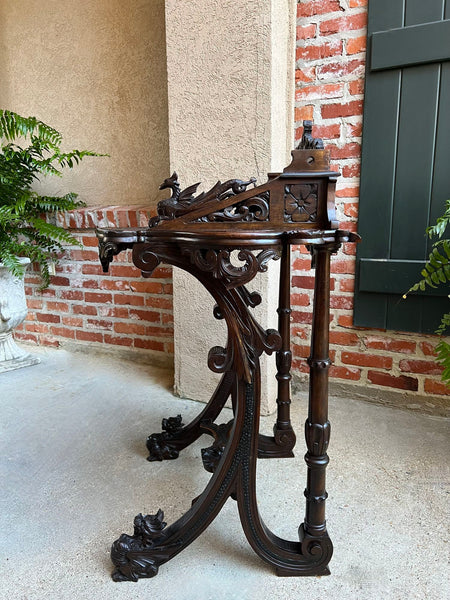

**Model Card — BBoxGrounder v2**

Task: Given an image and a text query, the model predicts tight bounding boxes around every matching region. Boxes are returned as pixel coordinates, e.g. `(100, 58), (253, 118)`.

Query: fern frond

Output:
(26, 216), (80, 246)
(435, 337), (450, 386)
(0, 110), (62, 146)
(55, 149), (107, 168)
(406, 232), (450, 294)
(30, 192), (84, 213)
(427, 199), (450, 239)
(436, 312), (450, 336)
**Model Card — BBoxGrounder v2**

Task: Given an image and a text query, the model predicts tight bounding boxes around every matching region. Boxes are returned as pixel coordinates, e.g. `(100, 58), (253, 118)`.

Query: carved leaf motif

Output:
(111, 510), (169, 581)
(134, 511), (167, 542)
(146, 415), (184, 462)
(304, 420), (331, 456)
(200, 420), (234, 473)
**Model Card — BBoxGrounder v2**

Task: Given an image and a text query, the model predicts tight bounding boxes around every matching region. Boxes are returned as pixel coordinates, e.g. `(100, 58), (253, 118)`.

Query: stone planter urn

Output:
(0, 257), (40, 373)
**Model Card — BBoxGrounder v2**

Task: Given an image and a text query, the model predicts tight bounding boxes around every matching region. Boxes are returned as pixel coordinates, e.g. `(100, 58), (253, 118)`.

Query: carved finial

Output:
(297, 120), (324, 150)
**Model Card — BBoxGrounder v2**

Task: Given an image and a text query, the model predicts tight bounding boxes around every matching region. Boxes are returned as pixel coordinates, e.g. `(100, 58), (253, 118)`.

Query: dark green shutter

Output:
(354, 0), (450, 333)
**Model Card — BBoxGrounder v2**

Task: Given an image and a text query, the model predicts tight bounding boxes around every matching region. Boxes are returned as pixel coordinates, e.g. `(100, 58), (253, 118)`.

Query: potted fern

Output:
(0, 109), (103, 372)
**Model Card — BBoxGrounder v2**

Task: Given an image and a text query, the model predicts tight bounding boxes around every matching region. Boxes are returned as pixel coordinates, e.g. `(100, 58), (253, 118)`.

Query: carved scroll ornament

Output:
(195, 191), (270, 223)
(182, 247), (280, 289)
(99, 240), (125, 273)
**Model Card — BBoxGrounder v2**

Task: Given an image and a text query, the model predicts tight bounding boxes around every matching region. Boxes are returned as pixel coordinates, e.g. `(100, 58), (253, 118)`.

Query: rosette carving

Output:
(298, 523), (333, 571)
(273, 427), (296, 448)
(284, 183), (318, 223)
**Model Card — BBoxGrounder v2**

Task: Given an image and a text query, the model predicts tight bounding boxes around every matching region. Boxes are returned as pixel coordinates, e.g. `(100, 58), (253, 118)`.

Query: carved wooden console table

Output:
(96, 122), (359, 582)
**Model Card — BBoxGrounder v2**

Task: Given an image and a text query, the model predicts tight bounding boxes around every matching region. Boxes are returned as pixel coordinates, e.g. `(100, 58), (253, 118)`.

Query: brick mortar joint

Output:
(54, 204), (153, 230)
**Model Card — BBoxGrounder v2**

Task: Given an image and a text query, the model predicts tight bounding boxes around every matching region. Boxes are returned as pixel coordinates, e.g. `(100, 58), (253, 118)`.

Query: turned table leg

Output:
(258, 237), (296, 458)
(301, 243), (336, 547)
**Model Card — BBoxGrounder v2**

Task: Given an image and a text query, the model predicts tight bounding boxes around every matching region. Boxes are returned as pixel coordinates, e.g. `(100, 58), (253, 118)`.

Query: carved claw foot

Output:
(111, 510), (169, 582)
(146, 415), (184, 462)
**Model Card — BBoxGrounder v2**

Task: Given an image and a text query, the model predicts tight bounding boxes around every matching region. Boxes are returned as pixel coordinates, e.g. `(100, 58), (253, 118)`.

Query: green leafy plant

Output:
(0, 109), (104, 287)
(404, 199), (450, 385)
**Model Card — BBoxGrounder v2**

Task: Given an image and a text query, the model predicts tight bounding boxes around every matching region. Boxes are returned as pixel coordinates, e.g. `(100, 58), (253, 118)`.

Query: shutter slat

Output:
(391, 64), (440, 260)
(404, 0), (445, 27)
(371, 20), (450, 71)
(359, 259), (448, 296)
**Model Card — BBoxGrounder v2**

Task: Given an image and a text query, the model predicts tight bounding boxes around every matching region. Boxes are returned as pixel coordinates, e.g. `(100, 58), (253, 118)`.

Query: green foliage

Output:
(404, 199), (450, 386)
(435, 337), (450, 383)
(0, 109), (105, 287)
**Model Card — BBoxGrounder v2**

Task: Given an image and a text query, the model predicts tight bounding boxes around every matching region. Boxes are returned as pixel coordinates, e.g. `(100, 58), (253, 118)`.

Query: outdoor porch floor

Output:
(1, 345), (448, 600)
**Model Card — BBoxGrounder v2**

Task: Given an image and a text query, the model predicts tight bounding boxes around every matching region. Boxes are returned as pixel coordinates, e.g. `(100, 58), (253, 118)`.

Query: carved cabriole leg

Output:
(258, 237), (296, 458)
(300, 242), (336, 560)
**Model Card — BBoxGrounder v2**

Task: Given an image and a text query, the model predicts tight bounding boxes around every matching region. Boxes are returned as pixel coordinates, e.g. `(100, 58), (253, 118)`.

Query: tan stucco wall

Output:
(0, 0), (169, 207)
(165, 0), (296, 413)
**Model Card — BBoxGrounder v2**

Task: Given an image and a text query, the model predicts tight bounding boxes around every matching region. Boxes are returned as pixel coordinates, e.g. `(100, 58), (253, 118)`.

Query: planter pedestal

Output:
(0, 258), (40, 373)
(0, 332), (40, 373)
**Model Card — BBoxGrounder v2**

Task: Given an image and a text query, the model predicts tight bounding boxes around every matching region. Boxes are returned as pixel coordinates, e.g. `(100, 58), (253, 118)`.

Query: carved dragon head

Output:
(159, 172), (181, 199)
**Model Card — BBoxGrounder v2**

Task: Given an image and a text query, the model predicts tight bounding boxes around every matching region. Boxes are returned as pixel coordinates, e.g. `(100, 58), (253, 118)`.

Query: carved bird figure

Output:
(157, 172), (201, 219)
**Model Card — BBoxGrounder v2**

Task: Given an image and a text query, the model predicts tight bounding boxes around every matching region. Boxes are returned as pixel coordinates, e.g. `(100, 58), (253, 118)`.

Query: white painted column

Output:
(165, 0), (295, 414)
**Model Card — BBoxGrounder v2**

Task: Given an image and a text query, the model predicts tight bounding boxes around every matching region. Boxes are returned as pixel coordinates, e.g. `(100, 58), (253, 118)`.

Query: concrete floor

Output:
(1, 345), (449, 600)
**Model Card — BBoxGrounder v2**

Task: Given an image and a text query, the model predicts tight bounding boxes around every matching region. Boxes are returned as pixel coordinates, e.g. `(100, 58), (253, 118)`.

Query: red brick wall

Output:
(15, 206), (174, 366)
(293, 0), (449, 403)
(15, 0), (448, 407)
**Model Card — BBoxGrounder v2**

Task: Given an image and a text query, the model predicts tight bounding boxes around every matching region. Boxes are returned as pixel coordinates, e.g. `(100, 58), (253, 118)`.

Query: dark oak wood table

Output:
(96, 122), (359, 582)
